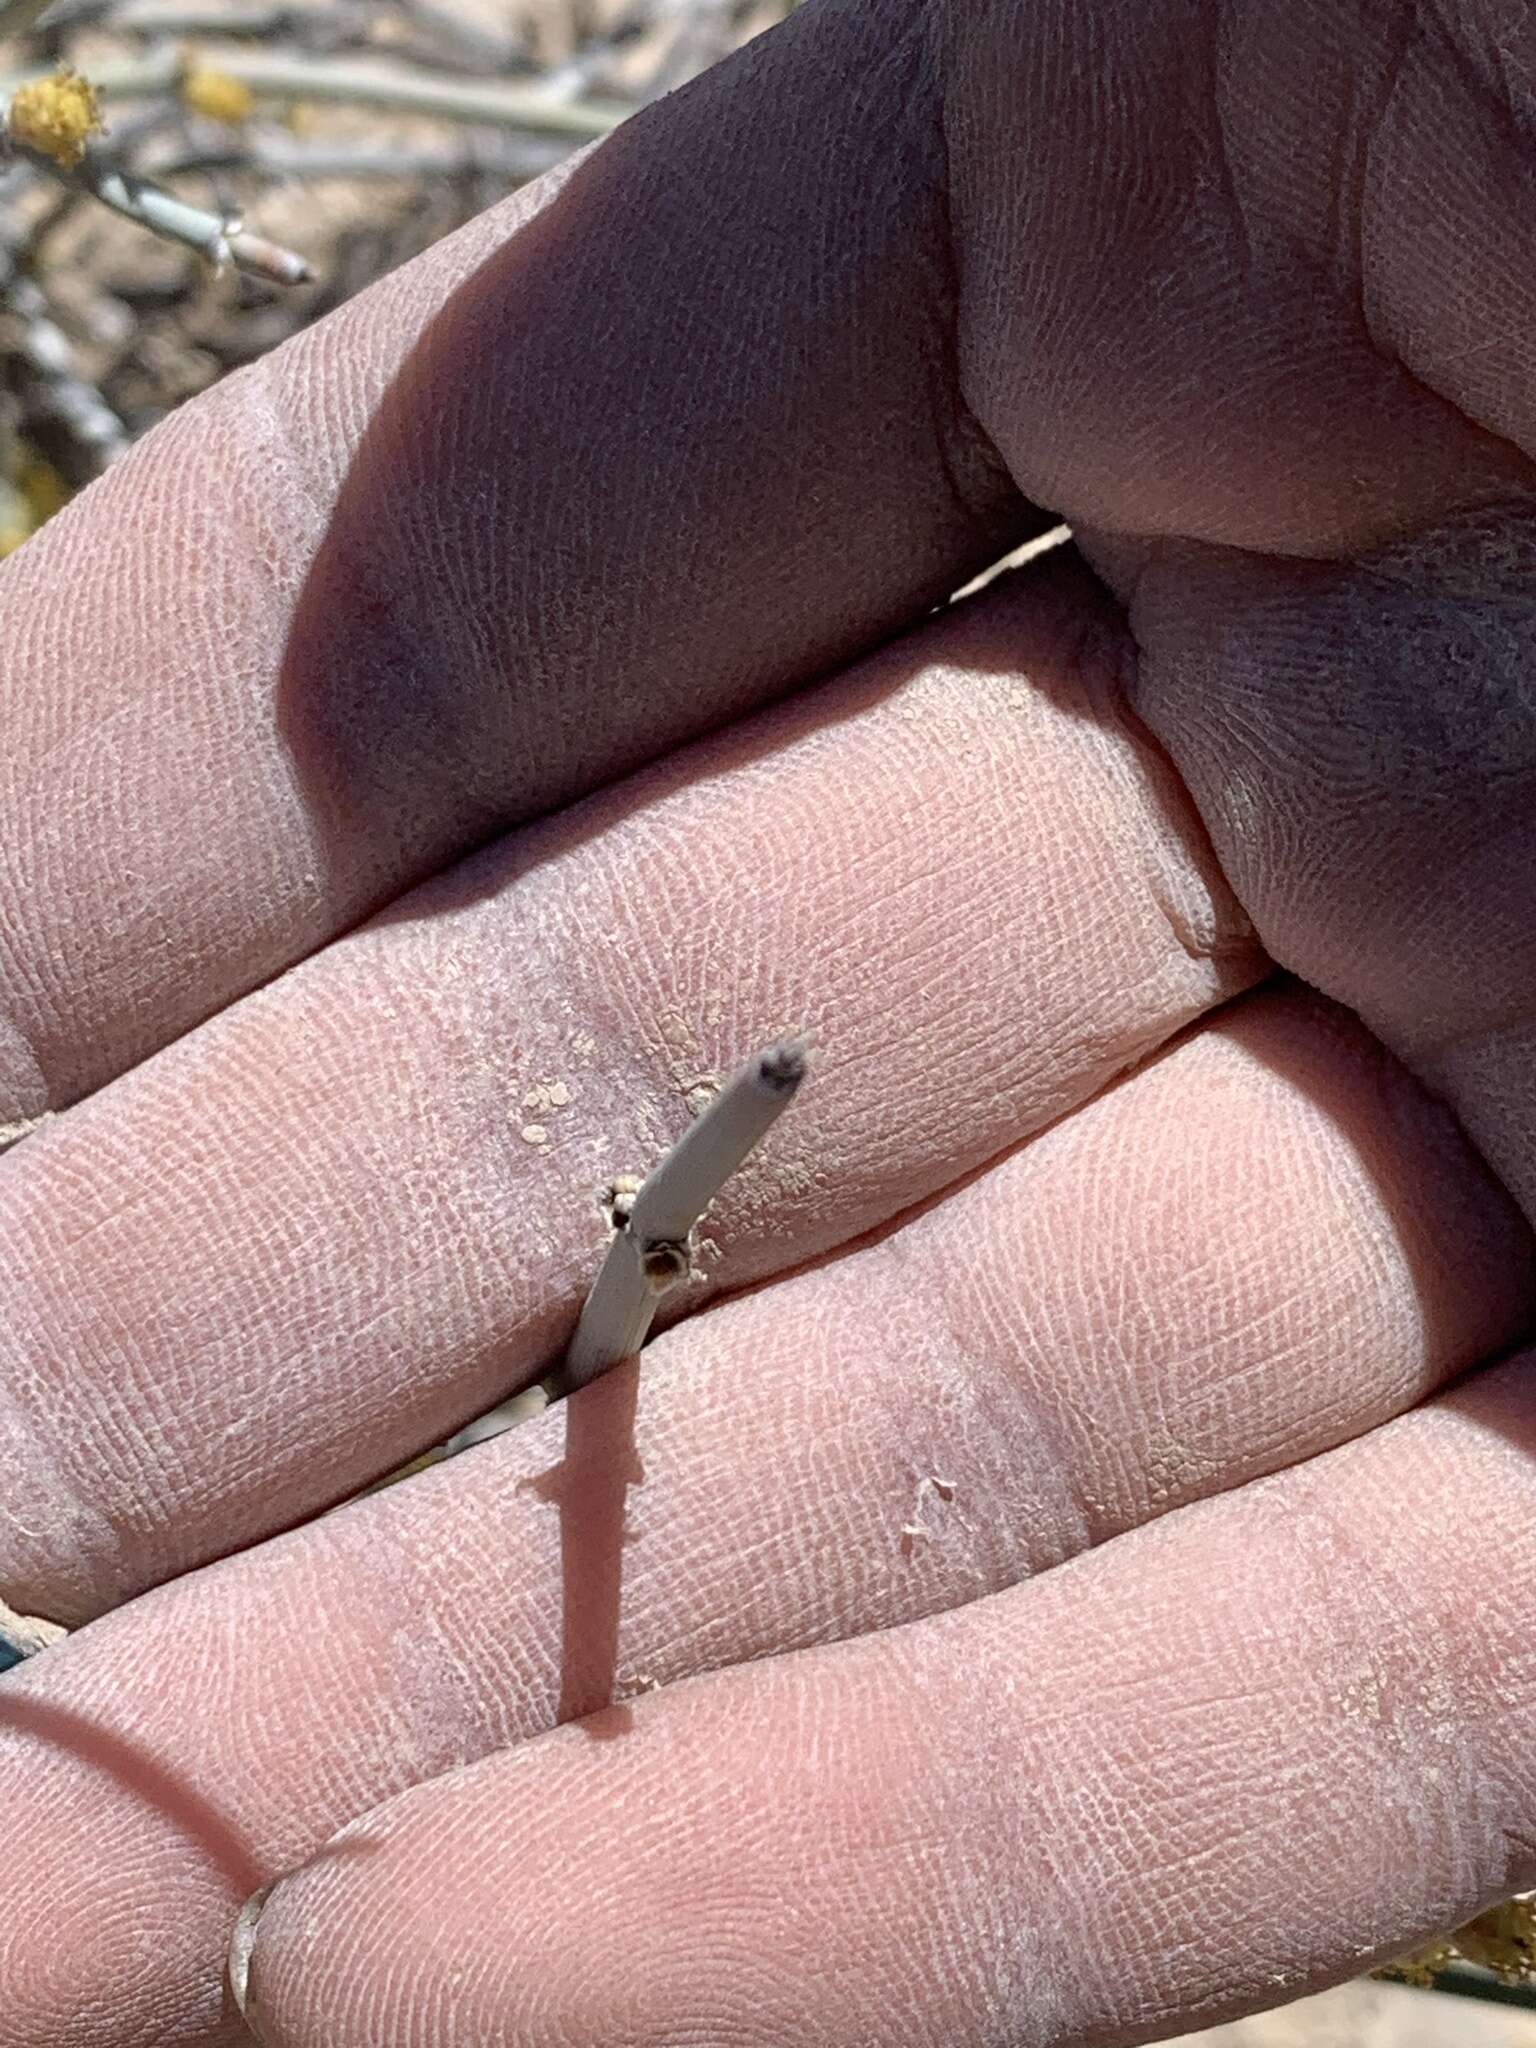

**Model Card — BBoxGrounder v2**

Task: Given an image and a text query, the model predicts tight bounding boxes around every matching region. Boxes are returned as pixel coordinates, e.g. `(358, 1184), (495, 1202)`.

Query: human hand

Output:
(2, 0), (1534, 2042)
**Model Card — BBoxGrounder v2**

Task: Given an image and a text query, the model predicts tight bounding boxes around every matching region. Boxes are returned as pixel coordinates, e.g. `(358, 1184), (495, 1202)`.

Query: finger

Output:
(2, 982), (1529, 2046)
(11, 0), (1534, 1126)
(236, 1343), (1536, 2048)
(1116, 510), (1536, 1235)
(963, 0), (1536, 1237)
(0, 0), (1030, 1123)
(0, 556), (1262, 1624)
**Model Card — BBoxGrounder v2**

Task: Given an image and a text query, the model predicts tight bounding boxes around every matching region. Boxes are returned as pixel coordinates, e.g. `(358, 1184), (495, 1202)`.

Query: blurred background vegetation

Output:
(0, 0), (790, 551)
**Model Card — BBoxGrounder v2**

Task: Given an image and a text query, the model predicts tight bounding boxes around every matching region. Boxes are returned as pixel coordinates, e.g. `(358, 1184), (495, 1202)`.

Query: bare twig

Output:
(4, 0), (111, 28)
(16, 102), (176, 267)
(1, 49), (633, 137)
(441, 1037), (807, 1456)
(24, 0), (364, 35)
(103, 0), (369, 41)
(14, 140), (312, 279)
(220, 222), (310, 284)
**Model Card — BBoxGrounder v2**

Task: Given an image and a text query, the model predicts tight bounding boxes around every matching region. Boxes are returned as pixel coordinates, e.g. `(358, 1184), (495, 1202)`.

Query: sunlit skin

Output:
(1, 0), (1535, 2042)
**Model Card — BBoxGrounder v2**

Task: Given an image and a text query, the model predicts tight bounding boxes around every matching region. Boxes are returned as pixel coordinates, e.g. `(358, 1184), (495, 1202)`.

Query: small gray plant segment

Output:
(442, 1035), (808, 1455)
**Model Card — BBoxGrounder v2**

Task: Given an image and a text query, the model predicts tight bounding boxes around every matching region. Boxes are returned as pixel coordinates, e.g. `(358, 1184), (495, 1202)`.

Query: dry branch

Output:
(442, 1038), (808, 1456)
(1, 48), (633, 137)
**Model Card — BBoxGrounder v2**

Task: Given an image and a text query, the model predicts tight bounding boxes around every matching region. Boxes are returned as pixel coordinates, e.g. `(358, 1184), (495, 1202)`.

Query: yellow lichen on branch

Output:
(181, 66), (255, 125)
(1383, 1894), (1536, 1987)
(6, 65), (103, 168)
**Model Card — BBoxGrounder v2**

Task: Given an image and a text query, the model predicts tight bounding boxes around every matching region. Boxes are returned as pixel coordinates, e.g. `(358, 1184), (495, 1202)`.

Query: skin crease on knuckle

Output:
(1, 982), (1532, 2047)
(1116, 514), (1536, 1229)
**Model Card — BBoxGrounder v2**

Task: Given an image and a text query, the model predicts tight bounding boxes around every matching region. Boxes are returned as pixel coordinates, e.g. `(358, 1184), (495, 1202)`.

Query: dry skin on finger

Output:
(1, 981), (1530, 2047)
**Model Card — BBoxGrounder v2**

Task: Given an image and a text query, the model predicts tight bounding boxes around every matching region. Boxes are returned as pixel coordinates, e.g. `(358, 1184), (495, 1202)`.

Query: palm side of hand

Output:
(1, 1), (1534, 2044)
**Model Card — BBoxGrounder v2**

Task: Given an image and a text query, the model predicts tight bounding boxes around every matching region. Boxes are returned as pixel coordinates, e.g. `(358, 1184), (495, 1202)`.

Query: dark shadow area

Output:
(349, 550), (982, 938)
(520, 1356), (645, 1735)
(1192, 982), (1536, 1437)
(273, 0), (1037, 937)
